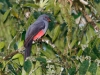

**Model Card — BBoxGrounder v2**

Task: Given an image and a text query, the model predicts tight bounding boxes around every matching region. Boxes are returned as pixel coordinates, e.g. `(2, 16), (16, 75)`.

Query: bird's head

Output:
(38, 14), (51, 22)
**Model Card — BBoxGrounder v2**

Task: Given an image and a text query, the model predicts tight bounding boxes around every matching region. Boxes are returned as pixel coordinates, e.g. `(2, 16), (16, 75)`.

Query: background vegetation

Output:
(0, 0), (100, 75)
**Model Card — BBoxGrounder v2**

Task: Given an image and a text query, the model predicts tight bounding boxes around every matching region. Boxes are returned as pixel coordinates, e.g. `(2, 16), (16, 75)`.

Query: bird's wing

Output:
(24, 21), (45, 47)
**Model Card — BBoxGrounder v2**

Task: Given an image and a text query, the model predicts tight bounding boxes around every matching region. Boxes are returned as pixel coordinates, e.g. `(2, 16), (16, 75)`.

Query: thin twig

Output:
(7, 34), (18, 50)
(3, 47), (25, 60)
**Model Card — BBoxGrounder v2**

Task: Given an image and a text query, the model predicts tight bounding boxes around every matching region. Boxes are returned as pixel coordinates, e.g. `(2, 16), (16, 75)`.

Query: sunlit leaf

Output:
(3, 9), (10, 22)
(0, 2), (3, 9)
(22, 67), (27, 75)
(96, 67), (100, 75)
(12, 53), (22, 59)
(52, 25), (60, 42)
(41, 43), (56, 59)
(19, 55), (24, 66)
(0, 42), (5, 50)
(18, 40), (24, 49)
(35, 61), (42, 75)
(77, 49), (83, 56)
(11, 9), (19, 19)
(39, 0), (48, 8)
(23, 3), (39, 8)
(12, 53), (24, 66)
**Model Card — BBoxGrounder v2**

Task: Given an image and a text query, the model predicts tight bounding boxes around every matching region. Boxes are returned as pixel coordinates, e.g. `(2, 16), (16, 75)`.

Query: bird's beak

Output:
(47, 18), (51, 22)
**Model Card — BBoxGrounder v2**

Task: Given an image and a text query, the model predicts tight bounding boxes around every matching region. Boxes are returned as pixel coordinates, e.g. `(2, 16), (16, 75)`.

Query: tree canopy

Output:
(0, 0), (100, 75)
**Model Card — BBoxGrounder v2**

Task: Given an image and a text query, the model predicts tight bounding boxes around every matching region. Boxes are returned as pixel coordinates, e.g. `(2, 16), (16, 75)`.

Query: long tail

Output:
(24, 42), (32, 59)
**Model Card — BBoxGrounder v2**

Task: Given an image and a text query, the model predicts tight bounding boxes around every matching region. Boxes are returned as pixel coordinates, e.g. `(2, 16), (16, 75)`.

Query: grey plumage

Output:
(24, 14), (50, 59)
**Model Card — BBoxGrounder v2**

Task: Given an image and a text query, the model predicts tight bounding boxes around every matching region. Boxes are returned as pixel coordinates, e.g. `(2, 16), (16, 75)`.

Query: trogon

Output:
(24, 14), (51, 59)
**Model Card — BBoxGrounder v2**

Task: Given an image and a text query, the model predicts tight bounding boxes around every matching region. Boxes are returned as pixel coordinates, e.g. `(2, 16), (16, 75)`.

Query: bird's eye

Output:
(44, 16), (51, 22)
(45, 16), (48, 19)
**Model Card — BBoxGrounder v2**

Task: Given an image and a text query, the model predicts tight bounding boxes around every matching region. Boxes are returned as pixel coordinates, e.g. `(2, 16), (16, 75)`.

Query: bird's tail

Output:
(24, 42), (32, 59)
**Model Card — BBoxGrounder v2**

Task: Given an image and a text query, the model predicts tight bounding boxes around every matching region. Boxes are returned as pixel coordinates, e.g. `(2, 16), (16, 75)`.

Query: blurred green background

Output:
(0, 0), (100, 75)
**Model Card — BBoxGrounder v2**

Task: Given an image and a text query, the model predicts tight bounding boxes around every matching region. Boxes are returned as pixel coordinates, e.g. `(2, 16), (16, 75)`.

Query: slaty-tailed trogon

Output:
(24, 14), (50, 59)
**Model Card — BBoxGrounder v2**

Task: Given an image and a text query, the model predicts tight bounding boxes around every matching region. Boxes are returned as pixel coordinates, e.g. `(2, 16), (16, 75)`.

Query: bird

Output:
(24, 14), (51, 59)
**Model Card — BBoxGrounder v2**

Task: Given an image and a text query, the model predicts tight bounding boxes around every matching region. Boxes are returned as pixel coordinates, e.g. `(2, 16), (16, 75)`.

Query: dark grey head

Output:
(37, 14), (51, 22)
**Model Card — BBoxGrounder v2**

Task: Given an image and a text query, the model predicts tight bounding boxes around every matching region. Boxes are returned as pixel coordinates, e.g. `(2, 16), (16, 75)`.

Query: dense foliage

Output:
(0, 0), (100, 75)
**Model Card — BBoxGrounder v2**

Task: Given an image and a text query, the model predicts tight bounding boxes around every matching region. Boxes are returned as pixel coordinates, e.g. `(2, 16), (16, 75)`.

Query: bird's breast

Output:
(33, 30), (44, 41)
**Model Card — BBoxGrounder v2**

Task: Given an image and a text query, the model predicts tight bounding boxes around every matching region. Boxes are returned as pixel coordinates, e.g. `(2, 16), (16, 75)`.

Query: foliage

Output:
(0, 0), (100, 75)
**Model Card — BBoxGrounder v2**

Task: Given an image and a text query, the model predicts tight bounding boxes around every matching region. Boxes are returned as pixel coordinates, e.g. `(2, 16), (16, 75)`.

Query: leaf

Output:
(52, 25), (60, 42)
(10, 28), (16, 37)
(25, 14), (34, 29)
(12, 53), (22, 59)
(19, 55), (24, 66)
(35, 61), (42, 75)
(24, 60), (32, 73)
(36, 57), (46, 63)
(12, 53), (24, 66)
(54, 3), (60, 16)
(79, 60), (89, 75)
(22, 67), (27, 75)
(70, 38), (77, 48)
(68, 67), (76, 75)
(96, 67), (100, 75)
(0, 62), (3, 68)
(11, 9), (19, 19)
(8, 64), (17, 75)
(18, 40), (24, 49)
(41, 43), (56, 59)
(0, 2), (3, 9)
(39, 0), (48, 8)
(0, 42), (5, 50)
(23, 3), (39, 8)
(77, 49), (83, 56)
(88, 62), (97, 75)
(56, 66), (61, 74)
(3, 9), (10, 22)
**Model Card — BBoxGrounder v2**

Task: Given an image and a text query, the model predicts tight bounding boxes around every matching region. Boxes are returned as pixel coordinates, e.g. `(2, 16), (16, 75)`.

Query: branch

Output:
(80, 10), (99, 32)
(3, 47), (25, 60)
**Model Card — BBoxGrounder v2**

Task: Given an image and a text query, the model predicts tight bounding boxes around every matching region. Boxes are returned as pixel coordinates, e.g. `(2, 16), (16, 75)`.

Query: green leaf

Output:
(52, 25), (60, 42)
(41, 43), (56, 59)
(70, 38), (77, 48)
(19, 55), (24, 66)
(41, 49), (56, 59)
(8, 64), (17, 75)
(88, 62), (97, 75)
(11, 9), (19, 18)
(36, 57), (46, 63)
(24, 60), (32, 73)
(68, 67), (76, 75)
(3, 9), (10, 22)
(22, 67), (27, 75)
(0, 62), (3, 68)
(79, 60), (89, 75)
(54, 3), (60, 16)
(12, 53), (24, 66)
(23, 3), (39, 8)
(96, 67), (100, 75)
(0, 2), (3, 9)
(10, 28), (16, 37)
(77, 49), (83, 56)
(18, 40), (24, 49)
(12, 53), (22, 59)
(35, 61), (42, 75)
(0, 42), (5, 50)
